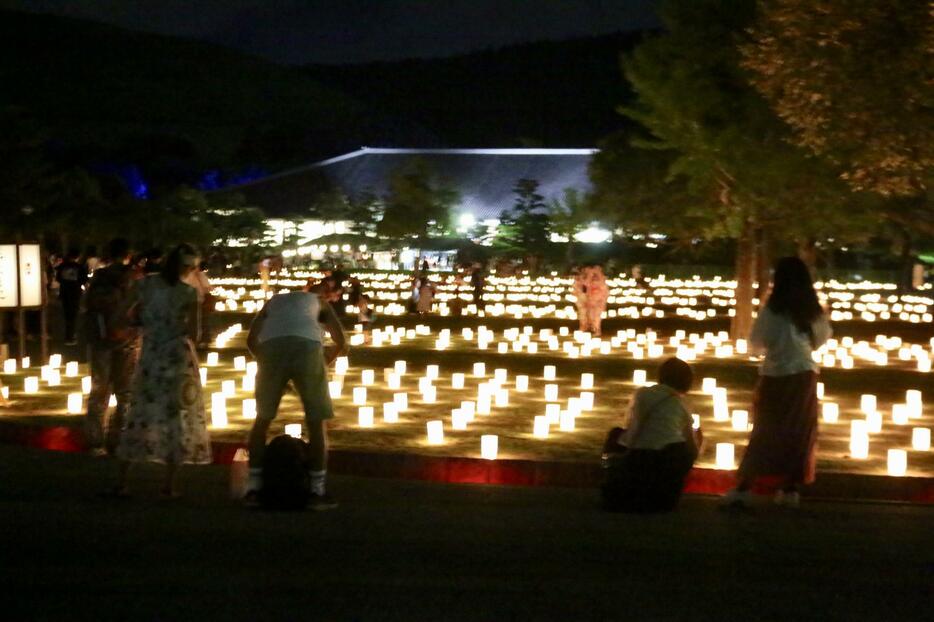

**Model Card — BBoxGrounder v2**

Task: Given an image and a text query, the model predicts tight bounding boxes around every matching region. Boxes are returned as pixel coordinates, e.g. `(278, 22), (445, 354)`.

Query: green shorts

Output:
(255, 336), (334, 423)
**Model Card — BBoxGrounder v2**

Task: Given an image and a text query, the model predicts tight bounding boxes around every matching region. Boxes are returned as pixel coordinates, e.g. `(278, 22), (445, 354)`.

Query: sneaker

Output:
(308, 492), (339, 511)
(720, 488), (752, 508)
(774, 490), (800, 508)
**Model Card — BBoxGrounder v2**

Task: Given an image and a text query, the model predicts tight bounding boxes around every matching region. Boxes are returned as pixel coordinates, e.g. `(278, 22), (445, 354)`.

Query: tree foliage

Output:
(377, 158), (459, 239)
(742, 0), (933, 199)
(495, 179), (552, 261)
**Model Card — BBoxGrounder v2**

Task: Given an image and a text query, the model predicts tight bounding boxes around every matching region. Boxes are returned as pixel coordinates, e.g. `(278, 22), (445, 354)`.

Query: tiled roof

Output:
(225, 147), (597, 220)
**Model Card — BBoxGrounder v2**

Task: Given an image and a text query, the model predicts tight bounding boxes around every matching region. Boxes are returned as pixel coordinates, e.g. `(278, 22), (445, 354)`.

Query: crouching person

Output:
(601, 357), (702, 512)
(244, 282), (347, 510)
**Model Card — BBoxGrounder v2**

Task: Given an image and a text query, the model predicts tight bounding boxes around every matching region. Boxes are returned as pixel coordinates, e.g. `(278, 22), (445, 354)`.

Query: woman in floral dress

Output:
(113, 243), (212, 497)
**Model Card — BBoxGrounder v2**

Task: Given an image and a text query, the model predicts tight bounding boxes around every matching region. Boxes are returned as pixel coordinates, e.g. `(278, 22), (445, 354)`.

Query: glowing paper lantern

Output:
(422, 385), (437, 404)
(691, 414), (700, 430)
(701, 377), (717, 394)
(206, 352), (219, 367)
(543, 365), (556, 381)
(383, 402), (399, 423)
(473, 362), (486, 377)
(426, 420), (444, 444)
(199, 368), (208, 386)
(821, 402), (839, 423)
(393, 392), (408, 412)
(633, 369), (647, 386)
(67, 392), (83, 414)
(494, 368), (508, 384)
(108, 394), (117, 407)
(353, 387), (367, 406)
(544, 384), (559, 402)
(328, 381), (342, 399)
(451, 409), (468, 430)
(712, 388), (729, 421)
(335, 356), (349, 375)
(545, 403), (560, 424)
(579, 391), (594, 411)
(246, 361), (258, 377)
(20, 357), (30, 369)
(581, 373), (594, 389)
(887, 449), (907, 476)
(731, 410), (749, 431)
(285, 423), (302, 439)
(233, 356), (246, 371)
(906, 390), (922, 418)
(65, 362), (79, 377)
(892, 404), (909, 425)
(358, 406), (375, 427)
(559, 410), (575, 431)
(715, 443), (735, 469)
(476, 396), (492, 415)
(816, 382), (824, 400)
(49, 354), (62, 368)
(426, 364), (439, 380)
(911, 428), (930, 451)
(850, 420), (869, 458)
(533, 415), (550, 438)
(452, 373), (465, 389)
(221, 380), (236, 397)
(480, 435), (498, 460)
(47, 370), (61, 387)
(866, 411), (883, 434)
(515, 375), (529, 392)
(210, 393), (227, 428)
(81, 376), (92, 395)
(242, 374), (255, 392)
(361, 369), (375, 386)
(860, 394), (877, 415)
(242, 398), (256, 420)
(387, 373), (401, 390)
(2, 359), (16, 374)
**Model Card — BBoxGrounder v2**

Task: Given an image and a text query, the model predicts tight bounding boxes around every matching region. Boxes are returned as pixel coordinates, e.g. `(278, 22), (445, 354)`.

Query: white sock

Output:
(247, 468), (263, 492)
(310, 470), (326, 496)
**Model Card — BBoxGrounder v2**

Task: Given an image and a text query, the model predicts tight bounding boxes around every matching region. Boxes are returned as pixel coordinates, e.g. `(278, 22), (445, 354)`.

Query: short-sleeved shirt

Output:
(623, 384), (692, 450)
(256, 292), (323, 344)
(749, 306), (832, 376)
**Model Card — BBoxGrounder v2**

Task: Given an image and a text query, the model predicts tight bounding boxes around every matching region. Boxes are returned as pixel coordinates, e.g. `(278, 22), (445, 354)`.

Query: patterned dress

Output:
(117, 276), (212, 465)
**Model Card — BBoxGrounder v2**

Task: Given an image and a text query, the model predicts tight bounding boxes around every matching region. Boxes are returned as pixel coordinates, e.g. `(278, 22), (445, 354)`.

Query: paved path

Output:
(1, 445), (932, 621)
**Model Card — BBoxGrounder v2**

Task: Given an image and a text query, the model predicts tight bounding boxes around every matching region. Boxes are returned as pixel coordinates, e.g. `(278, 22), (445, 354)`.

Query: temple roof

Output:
(225, 147), (597, 220)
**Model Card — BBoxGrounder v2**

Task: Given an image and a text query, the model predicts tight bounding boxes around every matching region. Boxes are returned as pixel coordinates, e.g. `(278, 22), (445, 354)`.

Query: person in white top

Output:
(244, 280), (347, 509)
(602, 357), (703, 512)
(724, 257), (832, 508)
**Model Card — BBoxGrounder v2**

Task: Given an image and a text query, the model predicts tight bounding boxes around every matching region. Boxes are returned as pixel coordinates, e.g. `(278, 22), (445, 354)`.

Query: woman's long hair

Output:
(160, 243), (197, 286)
(766, 256), (823, 335)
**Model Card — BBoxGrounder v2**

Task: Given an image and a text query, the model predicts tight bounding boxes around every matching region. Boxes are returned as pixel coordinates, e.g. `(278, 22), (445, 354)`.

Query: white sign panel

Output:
(17, 244), (43, 308)
(0, 245), (17, 308)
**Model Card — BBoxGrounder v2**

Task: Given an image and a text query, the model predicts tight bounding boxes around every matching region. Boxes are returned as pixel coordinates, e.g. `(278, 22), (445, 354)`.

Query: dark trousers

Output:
(61, 293), (80, 342)
(601, 428), (695, 513)
(85, 342), (139, 453)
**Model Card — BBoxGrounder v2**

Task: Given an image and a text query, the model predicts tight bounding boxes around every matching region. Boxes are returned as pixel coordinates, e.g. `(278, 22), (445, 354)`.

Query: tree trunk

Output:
(730, 219), (756, 340)
(897, 229), (914, 293)
(797, 237), (818, 279)
(754, 226), (771, 309)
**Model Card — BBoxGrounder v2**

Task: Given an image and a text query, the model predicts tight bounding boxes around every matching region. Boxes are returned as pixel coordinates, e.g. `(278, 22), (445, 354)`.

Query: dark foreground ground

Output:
(1, 445), (932, 621)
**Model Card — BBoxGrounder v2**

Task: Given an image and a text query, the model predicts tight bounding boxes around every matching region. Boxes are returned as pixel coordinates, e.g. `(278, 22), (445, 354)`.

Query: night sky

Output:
(2, 0), (661, 64)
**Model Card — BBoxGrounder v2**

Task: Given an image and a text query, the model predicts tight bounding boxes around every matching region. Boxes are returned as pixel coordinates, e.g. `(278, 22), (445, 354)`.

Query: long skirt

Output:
(737, 371), (818, 486)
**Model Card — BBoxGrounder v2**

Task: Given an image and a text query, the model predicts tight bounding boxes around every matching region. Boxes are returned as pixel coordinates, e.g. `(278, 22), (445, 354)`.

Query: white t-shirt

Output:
(750, 306), (832, 376)
(624, 384), (692, 450)
(257, 292), (323, 344)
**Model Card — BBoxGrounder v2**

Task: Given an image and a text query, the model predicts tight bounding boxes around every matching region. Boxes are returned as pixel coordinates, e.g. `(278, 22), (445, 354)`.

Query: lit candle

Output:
(515, 375), (529, 392)
(211, 393), (227, 428)
(701, 377), (717, 394)
(543, 365), (556, 381)
(633, 369), (647, 386)
(67, 392), (83, 414)
(712, 388), (729, 421)
(579, 391), (594, 411)
(383, 402), (399, 423)
(473, 362), (486, 377)
(480, 435), (498, 460)
(850, 420), (869, 458)
(822, 402), (839, 423)
(581, 373), (594, 389)
(426, 420), (444, 444)
(394, 360), (406, 375)
(49, 354), (62, 368)
(65, 361), (79, 377)
(335, 356), (349, 375)
(426, 364), (439, 380)
(533, 415), (550, 438)
(242, 398), (256, 419)
(353, 387), (367, 405)
(887, 449), (907, 476)
(358, 406), (375, 427)
(206, 352), (219, 367)
(81, 376), (92, 394)
(860, 394), (877, 415)
(715, 443), (735, 469)
(731, 410), (749, 431)
(2, 359), (15, 374)
(233, 356), (246, 371)
(911, 427), (930, 451)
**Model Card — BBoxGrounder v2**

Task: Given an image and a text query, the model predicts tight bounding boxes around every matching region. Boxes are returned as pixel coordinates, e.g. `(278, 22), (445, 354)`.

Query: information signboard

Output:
(0, 244), (17, 308)
(17, 244), (42, 308)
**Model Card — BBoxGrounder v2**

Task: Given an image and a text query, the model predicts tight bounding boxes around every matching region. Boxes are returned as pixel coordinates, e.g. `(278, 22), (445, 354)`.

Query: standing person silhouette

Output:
(723, 257), (832, 508)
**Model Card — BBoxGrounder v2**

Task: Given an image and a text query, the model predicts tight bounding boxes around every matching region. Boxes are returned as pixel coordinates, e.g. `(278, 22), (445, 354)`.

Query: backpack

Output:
(84, 265), (138, 344)
(260, 435), (311, 511)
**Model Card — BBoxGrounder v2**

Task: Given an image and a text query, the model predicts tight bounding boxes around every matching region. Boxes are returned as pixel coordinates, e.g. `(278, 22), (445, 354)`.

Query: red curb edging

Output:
(2, 420), (932, 503)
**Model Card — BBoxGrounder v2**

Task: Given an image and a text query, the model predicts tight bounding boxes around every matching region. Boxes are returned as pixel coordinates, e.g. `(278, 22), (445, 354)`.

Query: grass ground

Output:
(1, 444), (932, 621)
